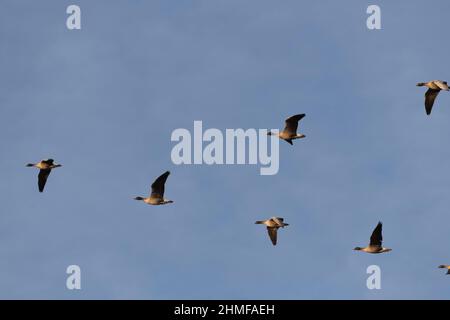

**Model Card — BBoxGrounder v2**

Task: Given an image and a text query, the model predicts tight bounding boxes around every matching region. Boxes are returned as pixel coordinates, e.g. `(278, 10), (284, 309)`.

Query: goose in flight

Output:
(26, 159), (62, 192)
(354, 222), (392, 254)
(438, 265), (450, 275)
(255, 217), (289, 246)
(417, 80), (449, 115)
(267, 114), (306, 145)
(134, 171), (174, 205)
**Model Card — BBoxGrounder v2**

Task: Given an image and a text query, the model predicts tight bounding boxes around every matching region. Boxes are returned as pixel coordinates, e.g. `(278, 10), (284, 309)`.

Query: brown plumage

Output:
(26, 159), (62, 193)
(255, 217), (289, 246)
(438, 265), (450, 275)
(417, 80), (449, 115)
(268, 114), (306, 145)
(354, 222), (392, 254)
(134, 171), (174, 205)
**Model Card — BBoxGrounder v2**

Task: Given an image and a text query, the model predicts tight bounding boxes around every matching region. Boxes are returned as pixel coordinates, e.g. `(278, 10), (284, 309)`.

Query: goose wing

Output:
(283, 114), (305, 135)
(434, 81), (449, 91)
(425, 89), (440, 115)
(38, 169), (51, 192)
(150, 171), (170, 199)
(42, 159), (55, 165)
(369, 222), (383, 247)
(267, 227), (278, 246)
(272, 217), (284, 226)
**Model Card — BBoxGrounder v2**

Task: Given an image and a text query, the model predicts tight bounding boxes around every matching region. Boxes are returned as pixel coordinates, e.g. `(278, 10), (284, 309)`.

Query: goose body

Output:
(26, 159), (62, 193)
(255, 217), (289, 246)
(354, 222), (392, 254)
(134, 171), (174, 206)
(417, 80), (449, 115)
(438, 265), (450, 275)
(268, 114), (306, 145)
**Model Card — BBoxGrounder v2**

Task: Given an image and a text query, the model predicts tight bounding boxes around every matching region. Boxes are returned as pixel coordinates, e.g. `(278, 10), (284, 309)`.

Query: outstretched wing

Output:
(425, 89), (440, 115)
(38, 169), (51, 192)
(272, 217), (284, 226)
(150, 171), (170, 199)
(283, 114), (305, 135)
(435, 81), (449, 91)
(369, 222), (383, 247)
(285, 139), (293, 145)
(267, 227), (278, 246)
(42, 159), (54, 165)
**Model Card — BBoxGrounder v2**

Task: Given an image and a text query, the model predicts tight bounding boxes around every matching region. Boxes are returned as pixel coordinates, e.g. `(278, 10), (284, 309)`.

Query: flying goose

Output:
(417, 80), (449, 115)
(134, 171), (174, 205)
(267, 114), (306, 145)
(354, 222), (392, 254)
(255, 217), (289, 246)
(26, 159), (62, 192)
(438, 265), (450, 275)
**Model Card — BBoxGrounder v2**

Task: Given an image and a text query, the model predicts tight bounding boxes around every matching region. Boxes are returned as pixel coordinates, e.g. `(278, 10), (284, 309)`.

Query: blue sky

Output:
(1, 0), (450, 299)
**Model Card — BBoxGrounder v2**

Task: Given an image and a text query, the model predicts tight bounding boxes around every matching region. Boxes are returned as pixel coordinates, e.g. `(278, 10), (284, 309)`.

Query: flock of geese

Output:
(25, 80), (450, 274)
